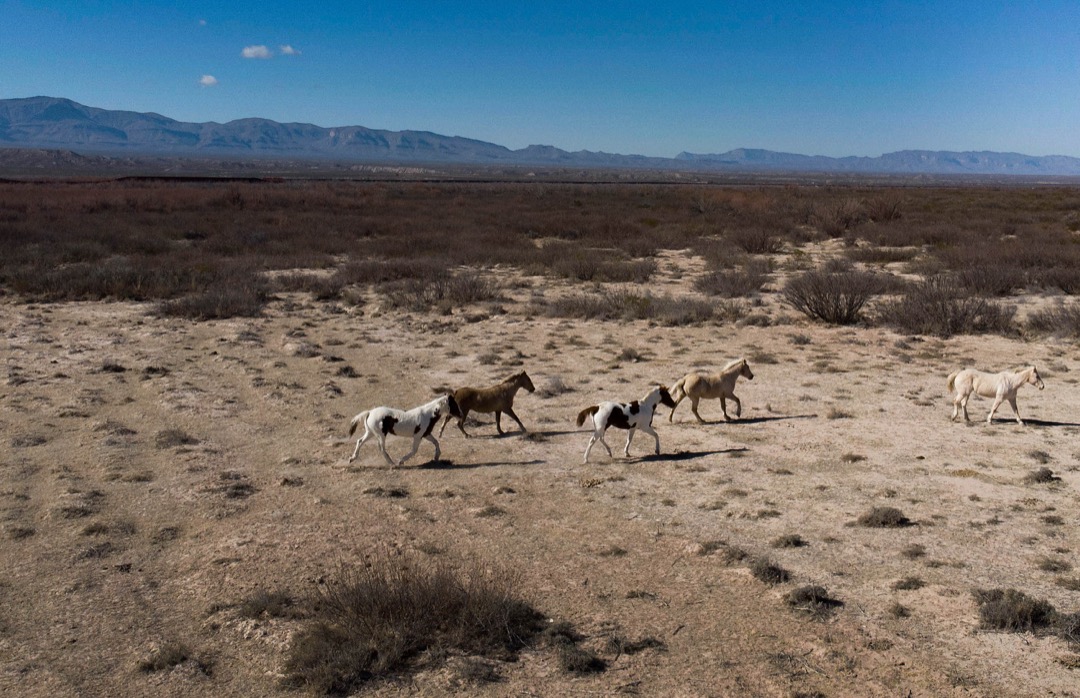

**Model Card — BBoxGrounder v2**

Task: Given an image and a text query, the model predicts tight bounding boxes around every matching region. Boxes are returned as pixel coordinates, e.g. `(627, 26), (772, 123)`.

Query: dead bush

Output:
(874, 275), (1016, 338)
(283, 553), (545, 694)
(694, 259), (770, 298)
(973, 588), (1056, 633)
(1027, 302), (1080, 338)
(750, 558), (791, 586)
(1024, 467), (1060, 485)
(782, 269), (884, 325)
(857, 506), (912, 528)
(785, 585), (843, 619)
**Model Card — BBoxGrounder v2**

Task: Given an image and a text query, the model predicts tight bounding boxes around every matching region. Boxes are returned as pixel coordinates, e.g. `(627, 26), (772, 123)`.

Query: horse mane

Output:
(721, 358), (746, 372)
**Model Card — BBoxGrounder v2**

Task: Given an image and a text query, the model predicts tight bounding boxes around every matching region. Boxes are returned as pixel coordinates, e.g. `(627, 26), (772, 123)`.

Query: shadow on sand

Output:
(670, 414), (817, 426)
(630, 447), (749, 463)
(988, 417), (1080, 428)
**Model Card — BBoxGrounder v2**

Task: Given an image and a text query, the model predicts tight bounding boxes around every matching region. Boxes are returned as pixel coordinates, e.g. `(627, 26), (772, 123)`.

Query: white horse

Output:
(348, 394), (461, 467)
(947, 366), (1044, 425)
(669, 358), (754, 423)
(576, 385), (677, 463)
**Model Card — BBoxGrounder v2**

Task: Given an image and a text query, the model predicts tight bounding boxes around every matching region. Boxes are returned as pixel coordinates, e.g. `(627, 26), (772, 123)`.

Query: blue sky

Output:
(3, 1), (1079, 157)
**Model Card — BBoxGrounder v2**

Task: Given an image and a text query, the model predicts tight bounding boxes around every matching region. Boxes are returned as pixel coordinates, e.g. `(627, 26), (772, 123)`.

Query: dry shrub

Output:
(1027, 302), (1080, 338)
(874, 275), (1016, 338)
(544, 622), (607, 674)
(694, 259), (770, 298)
(728, 226), (785, 254)
(785, 586), (843, 619)
(771, 534), (808, 549)
(1024, 467), (1060, 485)
(157, 276), (268, 320)
(813, 198), (865, 236)
(973, 588), (1056, 633)
(891, 576), (926, 591)
(547, 290), (718, 326)
(782, 269), (884, 325)
(380, 273), (500, 312)
(857, 506), (912, 528)
(283, 553), (545, 694)
(863, 194), (904, 223)
(750, 558), (791, 586)
(237, 589), (304, 619)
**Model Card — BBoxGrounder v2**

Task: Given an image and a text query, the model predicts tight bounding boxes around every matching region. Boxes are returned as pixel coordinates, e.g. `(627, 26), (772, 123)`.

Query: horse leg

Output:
(376, 433), (397, 468)
(398, 435), (423, 466)
(584, 428), (612, 463)
(691, 397), (706, 424)
(349, 427), (372, 462)
(951, 392), (962, 422)
(495, 411), (504, 435)
(731, 394), (742, 419)
(638, 422), (661, 456)
(720, 396), (731, 422)
(424, 434), (442, 461)
(456, 409), (471, 438)
(437, 412), (451, 438)
(505, 407), (527, 433)
(986, 394), (1005, 424)
(623, 428), (636, 457)
(1007, 396), (1024, 425)
(668, 395), (683, 422)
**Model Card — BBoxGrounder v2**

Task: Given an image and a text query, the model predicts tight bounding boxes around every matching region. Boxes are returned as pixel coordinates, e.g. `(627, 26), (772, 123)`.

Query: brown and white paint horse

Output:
(348, 394), (461, 467)
(576, 385), (677, 463)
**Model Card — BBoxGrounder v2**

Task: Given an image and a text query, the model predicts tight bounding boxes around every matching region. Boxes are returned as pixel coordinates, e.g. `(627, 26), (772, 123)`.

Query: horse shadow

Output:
(461, 428), (582, 440)
(632, 447), (749, 463)
(992, 418), (1080, 428)
(418, 458), (546, 470)
(672, 414), (816, 426)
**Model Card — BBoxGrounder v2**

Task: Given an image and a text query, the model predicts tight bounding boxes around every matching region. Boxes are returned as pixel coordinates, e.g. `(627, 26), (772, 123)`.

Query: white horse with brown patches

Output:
(576, 385), (677, 463)
(947, 366), (1044, 425)
(669, 358), (754, 423)
(348, 394), (461, 467)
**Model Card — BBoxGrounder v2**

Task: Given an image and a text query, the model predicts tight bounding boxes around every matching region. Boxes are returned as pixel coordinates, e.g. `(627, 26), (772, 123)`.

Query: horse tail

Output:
(946, 370), (960, 395)
(668, 377), (686, 421)
(670, 377), (686, 402)
(576, 406), (599, 428)
(348, 411), (369, 436)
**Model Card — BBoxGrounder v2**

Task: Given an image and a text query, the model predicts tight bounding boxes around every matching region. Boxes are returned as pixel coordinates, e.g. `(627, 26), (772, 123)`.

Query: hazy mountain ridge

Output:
(3, 96), (1080, 175)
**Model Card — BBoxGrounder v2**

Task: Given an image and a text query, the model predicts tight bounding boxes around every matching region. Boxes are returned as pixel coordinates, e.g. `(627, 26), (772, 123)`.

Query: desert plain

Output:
(2, 179), (1080, 697)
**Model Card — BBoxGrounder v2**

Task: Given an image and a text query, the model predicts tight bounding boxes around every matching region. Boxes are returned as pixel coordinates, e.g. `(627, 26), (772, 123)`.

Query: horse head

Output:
(517, 371), (536, 393)
(740, 360), (754, 381)
(656, 384), (677, 409)
(444, 393), (463, 418)
(1030, 366), (1045, 390)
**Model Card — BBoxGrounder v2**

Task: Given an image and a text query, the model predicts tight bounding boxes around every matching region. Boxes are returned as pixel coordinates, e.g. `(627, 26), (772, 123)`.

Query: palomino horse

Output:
(439, 370), (535, 438)
(348, 394), (461, 467)
(669, 358), (754, 423)
(947, 366), (1044, 425)
(576, 385), (677, 463)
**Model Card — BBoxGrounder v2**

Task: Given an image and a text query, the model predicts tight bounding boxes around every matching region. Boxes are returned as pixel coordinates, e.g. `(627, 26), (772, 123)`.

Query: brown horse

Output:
(669, 358), (754, 423)
(439, 370), (535, 437)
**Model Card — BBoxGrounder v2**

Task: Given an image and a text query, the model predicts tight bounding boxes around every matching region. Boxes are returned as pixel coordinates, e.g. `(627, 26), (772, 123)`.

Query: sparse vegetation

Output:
(858, 507), (912, 528)
(283, 553), (546, 694)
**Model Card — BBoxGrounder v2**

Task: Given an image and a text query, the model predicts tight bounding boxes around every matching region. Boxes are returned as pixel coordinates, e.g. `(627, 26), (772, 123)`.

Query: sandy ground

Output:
(3, 250), (1080, 697)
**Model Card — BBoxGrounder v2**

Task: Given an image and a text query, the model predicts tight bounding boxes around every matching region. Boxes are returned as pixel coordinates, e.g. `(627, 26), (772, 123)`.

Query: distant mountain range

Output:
(3, 96), (1080, 176)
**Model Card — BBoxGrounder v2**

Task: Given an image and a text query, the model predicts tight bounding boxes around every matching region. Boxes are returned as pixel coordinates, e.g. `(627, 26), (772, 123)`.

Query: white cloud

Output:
(241, 45), (272, 59)
(199, 75), (218, 87)
(279, 44), (301, 56)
